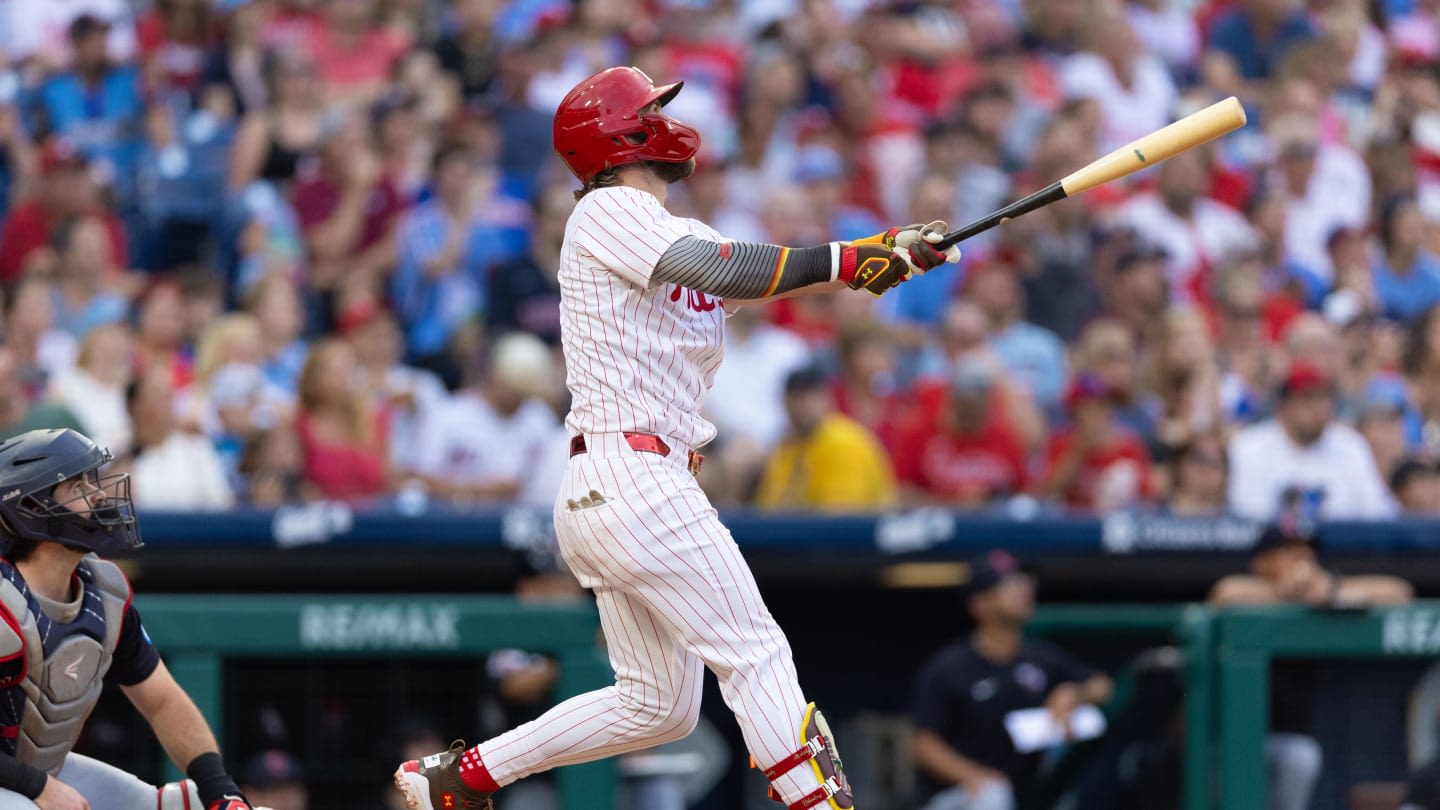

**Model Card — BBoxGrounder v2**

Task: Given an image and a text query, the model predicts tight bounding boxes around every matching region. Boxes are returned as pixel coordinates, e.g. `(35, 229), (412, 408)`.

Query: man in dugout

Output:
(910, 549), (1113, 810)
(0, 428), (264, 810)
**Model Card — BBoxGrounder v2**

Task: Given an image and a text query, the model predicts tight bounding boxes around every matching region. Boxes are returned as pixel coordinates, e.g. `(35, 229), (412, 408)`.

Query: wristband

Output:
(0, 754), (48, 799)
(186, 752), (243, 806)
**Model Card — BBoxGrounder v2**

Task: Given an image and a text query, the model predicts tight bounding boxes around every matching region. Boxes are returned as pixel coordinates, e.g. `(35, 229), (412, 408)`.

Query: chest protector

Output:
(0, 556), (131, 774)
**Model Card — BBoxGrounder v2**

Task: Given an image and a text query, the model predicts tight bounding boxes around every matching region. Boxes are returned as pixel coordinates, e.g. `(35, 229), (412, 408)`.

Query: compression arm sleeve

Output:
(652, 236), (840, 299)
(0, 751), (48, 799)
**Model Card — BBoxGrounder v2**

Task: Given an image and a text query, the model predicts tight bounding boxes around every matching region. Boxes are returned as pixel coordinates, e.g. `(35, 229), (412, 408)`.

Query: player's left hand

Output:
(891, 220), (961, 276)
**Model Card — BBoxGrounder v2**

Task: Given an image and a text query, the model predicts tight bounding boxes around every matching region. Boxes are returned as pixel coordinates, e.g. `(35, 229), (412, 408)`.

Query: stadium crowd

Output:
(0, 0), (1439, 520)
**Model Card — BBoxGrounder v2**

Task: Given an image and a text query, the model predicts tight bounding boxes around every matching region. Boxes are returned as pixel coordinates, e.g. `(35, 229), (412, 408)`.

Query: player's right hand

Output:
(837, 243), (911, 295)
(35, 775), (89, 810)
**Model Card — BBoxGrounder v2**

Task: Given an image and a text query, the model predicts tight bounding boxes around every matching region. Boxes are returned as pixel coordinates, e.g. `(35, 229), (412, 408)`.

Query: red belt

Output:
(570, 432), (703, 476)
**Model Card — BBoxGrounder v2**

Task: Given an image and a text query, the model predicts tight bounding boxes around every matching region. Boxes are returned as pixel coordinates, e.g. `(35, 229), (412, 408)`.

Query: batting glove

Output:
(836, 243), (912, 295)
(891, 220), (961, 276)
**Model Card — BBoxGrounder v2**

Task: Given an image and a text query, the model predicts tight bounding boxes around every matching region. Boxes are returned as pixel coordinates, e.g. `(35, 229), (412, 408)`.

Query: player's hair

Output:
(574, 167), (621, 201)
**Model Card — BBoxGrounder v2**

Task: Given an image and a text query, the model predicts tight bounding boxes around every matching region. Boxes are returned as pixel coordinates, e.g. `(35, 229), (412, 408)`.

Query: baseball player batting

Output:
(393, 66), (960, 810)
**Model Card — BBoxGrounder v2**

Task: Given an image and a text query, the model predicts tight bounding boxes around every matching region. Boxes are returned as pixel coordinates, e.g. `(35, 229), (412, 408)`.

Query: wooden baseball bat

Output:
(933, 96), (1247, 251)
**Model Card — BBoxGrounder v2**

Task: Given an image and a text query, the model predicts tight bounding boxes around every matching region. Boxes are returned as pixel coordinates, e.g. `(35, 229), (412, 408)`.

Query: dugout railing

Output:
(136, 595), (1440, 810)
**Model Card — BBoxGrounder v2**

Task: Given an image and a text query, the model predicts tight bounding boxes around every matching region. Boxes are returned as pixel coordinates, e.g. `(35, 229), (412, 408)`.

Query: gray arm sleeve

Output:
(652, 236), (835, 299)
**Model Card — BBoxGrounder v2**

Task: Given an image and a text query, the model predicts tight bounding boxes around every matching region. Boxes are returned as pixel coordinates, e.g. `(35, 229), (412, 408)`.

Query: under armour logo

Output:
(63, 658), (80, 681)
(442, 793), (455, 809)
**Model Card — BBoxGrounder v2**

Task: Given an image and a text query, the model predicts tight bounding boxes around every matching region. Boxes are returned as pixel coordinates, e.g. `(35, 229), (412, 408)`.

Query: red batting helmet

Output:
(552, 66), (700, 184)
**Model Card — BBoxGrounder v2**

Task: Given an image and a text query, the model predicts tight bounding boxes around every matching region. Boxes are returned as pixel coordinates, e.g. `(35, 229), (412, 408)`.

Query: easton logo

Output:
(63, 658), (81, 681)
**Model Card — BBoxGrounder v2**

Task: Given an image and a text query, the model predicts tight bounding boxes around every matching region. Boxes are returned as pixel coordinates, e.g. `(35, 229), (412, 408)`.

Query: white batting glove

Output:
(892, 220), (961, 277)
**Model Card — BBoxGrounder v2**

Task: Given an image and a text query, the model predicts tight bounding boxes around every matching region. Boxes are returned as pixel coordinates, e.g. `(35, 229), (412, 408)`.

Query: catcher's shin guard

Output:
(757, 702), (854, 809)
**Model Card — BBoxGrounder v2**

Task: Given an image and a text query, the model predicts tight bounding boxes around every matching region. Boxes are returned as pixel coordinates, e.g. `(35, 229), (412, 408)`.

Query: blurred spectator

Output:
(134, 280), (193, 390)
(1375, 194), (1440, 323)
(1126, 0), (1201, 76)
(1268, 112), (1372, 285)
(136, 0), (217, 93)
(294, 112), (402, 301)
(754, 366), (896, 512)
(1213, 257), (1286, 422)
(342, 299), (447, 478)
(296, 338), (389, 501)
(831, 322), (905, 450)
(202, 0), (269, 116)
(302, 0), (411, 109)
(228, 47), (325, 189)
(408, 332), (556, 503)
(1114, 147), (1256, 302)
(1164, 430), (1230, 516)
(182, 312), (292, 438)
(1097, 237), (1171, 346)
(793, 143), (883, 241)
(709, 303), (811, 450)
(1281, 313), (1346, 399)
(1073, 318), (1152, 439)
(393, 141), (527, 362)
(892, 357), (1028, 509)
(1059, 1), (1177, 152)
(1209, 520), (1412, 810)
(48, 321), (134, 455)
(1228, 363), (1395, 519)
(1249, 185), (1325, 307)
(0, 103), (35, 225)
(246, 274), (309, 394)
(910, 549), (1113, 810)
(126, 369), (235, 510)
(1391, 457), (1440, 514)
(485, 181), (572, 346)
(1145, 308), (1224, 457)
(4, 0), (137, 68)
(432, 0), (502, 100)
(1357, 375), (1414, 483)
(132, 94), (235, 270)
(50, 215), (128, 338)
(4, 277), (79, 397)
(0, 138), (126, 284)
(1203, 0), (1317, 95)
(240, 424), (317, 506)
(916, 301), (1046, 451)
(233, 179), (307, 294)
(239, 749), (309, 810)
(37, 15), (144, 178)
(967, 259), (1068, 414)
(1037, 374), (1153, 511)
(373, 92), (433, 205)
(0, 347), (84, 440)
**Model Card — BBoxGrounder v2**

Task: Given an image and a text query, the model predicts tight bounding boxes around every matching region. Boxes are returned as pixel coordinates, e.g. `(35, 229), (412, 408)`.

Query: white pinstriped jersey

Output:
(559, 186), (729, 449)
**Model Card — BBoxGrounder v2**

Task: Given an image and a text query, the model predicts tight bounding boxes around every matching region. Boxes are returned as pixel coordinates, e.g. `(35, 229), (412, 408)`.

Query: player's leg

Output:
(573, 456), (849, 809)
(53, 753), (199, 810)
(475, 586), (704, 778)
(396, 584), (703, 809)
(0, 789), (36, 809)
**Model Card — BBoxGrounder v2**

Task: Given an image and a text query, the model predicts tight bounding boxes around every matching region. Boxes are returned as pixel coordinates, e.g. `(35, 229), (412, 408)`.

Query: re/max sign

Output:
(300, 603), (461, 650)
(1382, 610), (1440, 655)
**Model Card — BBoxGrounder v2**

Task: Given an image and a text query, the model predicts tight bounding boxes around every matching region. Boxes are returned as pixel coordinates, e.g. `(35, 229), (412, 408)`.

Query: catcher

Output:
(0, 428), (263, 810)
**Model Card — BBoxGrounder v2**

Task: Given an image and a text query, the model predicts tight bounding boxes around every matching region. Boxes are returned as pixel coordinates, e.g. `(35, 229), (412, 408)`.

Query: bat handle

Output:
(933, 181), (1067, 251)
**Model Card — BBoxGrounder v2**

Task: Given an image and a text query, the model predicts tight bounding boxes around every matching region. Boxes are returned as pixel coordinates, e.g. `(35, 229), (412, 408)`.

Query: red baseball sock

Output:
(457, 748), (500, 793)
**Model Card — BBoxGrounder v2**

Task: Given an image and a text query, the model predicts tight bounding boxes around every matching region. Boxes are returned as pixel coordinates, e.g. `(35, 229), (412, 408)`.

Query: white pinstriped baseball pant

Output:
(475, 433), (826, 806)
